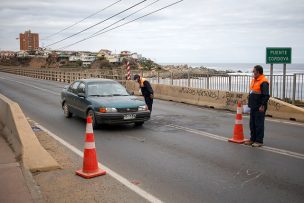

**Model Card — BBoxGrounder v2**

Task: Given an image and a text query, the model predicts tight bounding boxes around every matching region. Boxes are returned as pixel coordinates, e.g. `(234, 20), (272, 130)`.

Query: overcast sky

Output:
(0, 0), (303, 63)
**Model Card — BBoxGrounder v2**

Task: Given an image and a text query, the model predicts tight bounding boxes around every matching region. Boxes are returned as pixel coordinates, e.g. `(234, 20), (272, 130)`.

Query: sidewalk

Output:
(0, 134), (34, 203)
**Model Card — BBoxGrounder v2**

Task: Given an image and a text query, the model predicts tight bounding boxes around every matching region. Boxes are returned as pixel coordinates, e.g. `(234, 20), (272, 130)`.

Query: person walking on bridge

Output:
(244, 65), (270, 147)
(133, 74), (154, 112)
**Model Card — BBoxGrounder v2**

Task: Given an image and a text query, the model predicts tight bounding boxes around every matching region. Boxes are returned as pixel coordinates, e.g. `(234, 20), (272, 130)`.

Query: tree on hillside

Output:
(138, 58), (161, 70)
(121, 58), (138, 69)
(90, 58), (113, 69)
(76, 59), (82, 67)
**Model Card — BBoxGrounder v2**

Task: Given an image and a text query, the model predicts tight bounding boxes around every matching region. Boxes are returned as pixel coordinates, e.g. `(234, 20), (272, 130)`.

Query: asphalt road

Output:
(1, 72), (304, 203)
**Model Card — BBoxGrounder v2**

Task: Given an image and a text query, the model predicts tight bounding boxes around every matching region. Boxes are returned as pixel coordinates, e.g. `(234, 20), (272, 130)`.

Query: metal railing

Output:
(132, 70), (304, 104)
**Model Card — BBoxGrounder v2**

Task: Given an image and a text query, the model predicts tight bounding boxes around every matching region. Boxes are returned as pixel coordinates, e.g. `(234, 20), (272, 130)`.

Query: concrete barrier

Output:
(126, 81), (304, 122)
(0, 94), (60, 172)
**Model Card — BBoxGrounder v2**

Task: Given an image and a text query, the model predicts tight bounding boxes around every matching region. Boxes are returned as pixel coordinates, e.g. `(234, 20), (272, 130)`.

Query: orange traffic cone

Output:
(228, 101), (248, 144)
(76, 116), (106, 178)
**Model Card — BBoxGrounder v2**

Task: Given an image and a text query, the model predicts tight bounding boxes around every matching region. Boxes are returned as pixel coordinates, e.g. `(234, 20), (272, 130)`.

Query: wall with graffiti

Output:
(126, 81), (304, 122)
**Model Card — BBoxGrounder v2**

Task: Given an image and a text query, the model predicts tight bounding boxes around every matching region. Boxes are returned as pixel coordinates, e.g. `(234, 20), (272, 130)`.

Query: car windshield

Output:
(87, 82), (129, 97)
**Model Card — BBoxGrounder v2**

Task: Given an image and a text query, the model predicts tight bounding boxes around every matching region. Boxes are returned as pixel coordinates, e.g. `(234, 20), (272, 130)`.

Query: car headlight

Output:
(99, 107), (117, 113)
(138, 105), (148, 111)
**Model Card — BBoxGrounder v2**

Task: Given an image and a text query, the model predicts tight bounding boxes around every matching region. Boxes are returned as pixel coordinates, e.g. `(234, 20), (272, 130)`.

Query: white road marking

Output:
(261, 146), (304, 160)
(0, 76), (60, 96)
(33, 122), (162, 203)
(166, 123), (304, 160)
(166, 124), (227, 142)
(265, 118), (304, 126)
(232, 112), (304, 127)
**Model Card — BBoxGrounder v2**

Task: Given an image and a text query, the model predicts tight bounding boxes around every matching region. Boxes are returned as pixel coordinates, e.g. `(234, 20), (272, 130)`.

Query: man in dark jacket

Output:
(245, 65), (270, 147)
(133, 74), (154, 112)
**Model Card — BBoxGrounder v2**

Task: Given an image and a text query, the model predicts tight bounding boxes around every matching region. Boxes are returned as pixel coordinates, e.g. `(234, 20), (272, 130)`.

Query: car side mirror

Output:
(78, 92), (85, 98)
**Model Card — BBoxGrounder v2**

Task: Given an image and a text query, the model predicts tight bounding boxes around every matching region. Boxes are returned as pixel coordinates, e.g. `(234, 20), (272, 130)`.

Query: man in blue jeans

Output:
(244, 65), (270, 147)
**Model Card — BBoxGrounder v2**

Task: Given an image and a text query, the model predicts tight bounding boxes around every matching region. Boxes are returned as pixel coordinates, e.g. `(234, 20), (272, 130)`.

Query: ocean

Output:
(160, 63), (304, 75)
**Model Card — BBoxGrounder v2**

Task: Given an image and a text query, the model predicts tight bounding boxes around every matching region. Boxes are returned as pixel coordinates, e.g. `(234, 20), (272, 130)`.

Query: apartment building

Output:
(20, 30), (39, 51)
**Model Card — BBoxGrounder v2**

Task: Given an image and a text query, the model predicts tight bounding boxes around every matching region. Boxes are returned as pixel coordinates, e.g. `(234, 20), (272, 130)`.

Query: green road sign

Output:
(266, 47), (292, 64)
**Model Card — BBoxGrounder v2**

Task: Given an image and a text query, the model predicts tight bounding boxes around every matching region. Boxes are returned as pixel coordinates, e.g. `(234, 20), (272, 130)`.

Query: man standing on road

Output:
(133, 74), (154, 112)
(244, 65), (270, 147)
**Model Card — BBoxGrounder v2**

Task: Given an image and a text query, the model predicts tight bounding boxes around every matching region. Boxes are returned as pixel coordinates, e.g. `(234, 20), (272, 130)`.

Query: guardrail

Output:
(0, 66), (125, 83)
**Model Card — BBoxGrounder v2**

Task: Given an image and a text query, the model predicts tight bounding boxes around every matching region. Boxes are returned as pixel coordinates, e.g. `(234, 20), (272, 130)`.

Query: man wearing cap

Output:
(244, 65), (270, 147)
(133, 74), (154, 112)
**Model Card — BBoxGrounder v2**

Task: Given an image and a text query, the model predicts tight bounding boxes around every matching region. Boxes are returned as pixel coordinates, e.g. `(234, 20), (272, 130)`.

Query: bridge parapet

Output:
(0, 93), (60, 172)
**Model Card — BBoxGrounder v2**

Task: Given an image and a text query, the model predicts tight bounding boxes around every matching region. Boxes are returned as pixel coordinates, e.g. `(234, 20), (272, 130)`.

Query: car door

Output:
(66, 81), (80, 114)
(74, 82), (89, 118)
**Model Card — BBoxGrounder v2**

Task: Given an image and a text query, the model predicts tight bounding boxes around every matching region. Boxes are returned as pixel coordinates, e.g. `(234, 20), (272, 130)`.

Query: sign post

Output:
(270, 64), (273, 96)
(266, 47), (292, 100)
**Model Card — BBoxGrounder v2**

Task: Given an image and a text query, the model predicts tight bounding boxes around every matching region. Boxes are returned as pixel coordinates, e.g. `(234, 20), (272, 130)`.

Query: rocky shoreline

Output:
(160, 64), (236, 75)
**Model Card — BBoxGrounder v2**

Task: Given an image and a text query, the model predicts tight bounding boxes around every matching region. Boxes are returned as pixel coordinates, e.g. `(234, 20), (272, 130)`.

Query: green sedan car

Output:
(61, 79), (150, 128)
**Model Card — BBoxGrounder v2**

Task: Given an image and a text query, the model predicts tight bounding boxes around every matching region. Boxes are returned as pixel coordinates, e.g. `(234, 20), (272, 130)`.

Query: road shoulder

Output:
(28, 119), (148, 203)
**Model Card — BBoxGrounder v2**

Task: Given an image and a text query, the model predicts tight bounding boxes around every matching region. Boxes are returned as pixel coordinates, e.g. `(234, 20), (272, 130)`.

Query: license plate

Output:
(123, 114), (136, 120)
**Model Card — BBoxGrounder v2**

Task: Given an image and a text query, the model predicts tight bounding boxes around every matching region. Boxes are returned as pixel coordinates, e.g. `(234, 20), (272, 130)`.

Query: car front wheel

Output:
(63, 102), (72, 118)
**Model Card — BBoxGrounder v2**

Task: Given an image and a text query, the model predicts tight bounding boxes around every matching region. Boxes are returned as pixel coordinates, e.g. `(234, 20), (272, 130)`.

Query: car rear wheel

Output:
(63, 102), (72, 118)
(87, 110), (98, 129)
(134, 122), (144, 126)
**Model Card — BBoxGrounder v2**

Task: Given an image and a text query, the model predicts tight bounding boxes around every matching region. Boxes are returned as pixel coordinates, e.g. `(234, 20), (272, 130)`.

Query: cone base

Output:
(228, 138), (249, 144)
(76, 168), (106, 179)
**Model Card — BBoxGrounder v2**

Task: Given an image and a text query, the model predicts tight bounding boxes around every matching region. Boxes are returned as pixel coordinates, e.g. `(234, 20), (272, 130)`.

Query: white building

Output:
(16, 51), (29, 58)
(107, 54), (120, 63)
(97, 49), (112, 58)
(0, 51), (15, 59)
(69, 55), (81, 61)
(131, 52), (142, 60)
(80, 53), (96, 67)
(68, 52), (96, 66)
